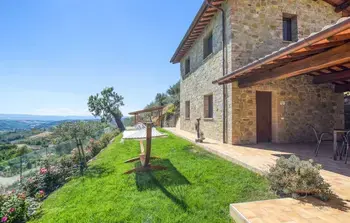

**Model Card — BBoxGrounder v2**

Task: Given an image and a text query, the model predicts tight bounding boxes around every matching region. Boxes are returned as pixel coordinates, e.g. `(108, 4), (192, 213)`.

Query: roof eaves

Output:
(170, 1), (209, 64)
(213, 17), (350, 85)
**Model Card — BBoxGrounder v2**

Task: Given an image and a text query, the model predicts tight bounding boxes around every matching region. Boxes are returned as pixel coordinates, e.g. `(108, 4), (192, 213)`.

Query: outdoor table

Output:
(333, 129), (349, 160)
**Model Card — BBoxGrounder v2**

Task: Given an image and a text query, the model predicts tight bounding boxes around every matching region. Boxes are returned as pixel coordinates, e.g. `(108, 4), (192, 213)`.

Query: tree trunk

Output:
(112, 113), (125, 132)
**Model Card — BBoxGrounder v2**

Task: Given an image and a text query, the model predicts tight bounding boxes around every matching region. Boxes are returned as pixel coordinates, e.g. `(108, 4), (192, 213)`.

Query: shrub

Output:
(23, 158), (75, 197)
(99, 133), (113, 148)
(267, 155), (331, 200)
(87, 130), (119, 158)
(0, 191), (28, 223)
(89, 139), (103, 157)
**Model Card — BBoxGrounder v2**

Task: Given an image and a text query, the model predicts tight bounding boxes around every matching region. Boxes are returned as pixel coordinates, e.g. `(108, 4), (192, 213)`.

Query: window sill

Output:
(203, 118), (214, 121)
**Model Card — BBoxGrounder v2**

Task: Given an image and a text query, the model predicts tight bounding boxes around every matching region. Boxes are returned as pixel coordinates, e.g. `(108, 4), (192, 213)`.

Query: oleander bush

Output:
(267, 155), (331, 200)
(0, 191), (28, 223)
(23, 158), (75, 198)
(0, 129), (121, 223)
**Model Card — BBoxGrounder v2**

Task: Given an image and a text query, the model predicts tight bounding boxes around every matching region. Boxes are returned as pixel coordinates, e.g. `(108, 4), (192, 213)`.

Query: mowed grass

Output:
(30, 130), (275, 223)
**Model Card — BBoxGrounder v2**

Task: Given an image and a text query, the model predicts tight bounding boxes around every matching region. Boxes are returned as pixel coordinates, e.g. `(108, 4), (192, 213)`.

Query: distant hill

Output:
(0, 114), (97, 121)
(0, 120), (67, 131)
(0, 114), (99, 131)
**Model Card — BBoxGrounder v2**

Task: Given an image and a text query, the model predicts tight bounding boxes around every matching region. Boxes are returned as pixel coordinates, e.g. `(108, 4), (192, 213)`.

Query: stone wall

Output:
(232, 76), (344, 144)
(179, 0), (343, 144)
(229, 0), (342, 144)
(179, 1), (233, 143)
(229, 0), (341, 71)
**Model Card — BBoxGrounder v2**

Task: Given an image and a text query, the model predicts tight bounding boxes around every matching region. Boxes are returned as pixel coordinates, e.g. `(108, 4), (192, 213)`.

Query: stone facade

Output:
(180, 1), (233, 143)
(179, 0), (343, 144)
(229, 0), (341, 71)
(232, 76), (344, 144)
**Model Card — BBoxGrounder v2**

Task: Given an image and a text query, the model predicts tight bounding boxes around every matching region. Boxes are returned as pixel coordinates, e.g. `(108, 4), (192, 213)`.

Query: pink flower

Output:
(39, 190), (45, 195)
(8, 207), (15, 213)
(17, 193), (26, 200)
(1, 216), (8, 222)
(40, 168), (48, 174)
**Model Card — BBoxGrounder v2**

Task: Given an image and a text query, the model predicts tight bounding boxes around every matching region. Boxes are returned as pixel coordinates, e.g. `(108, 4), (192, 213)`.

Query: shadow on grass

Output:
(84, 165), (114, 178)
(135, 159), (190, 210)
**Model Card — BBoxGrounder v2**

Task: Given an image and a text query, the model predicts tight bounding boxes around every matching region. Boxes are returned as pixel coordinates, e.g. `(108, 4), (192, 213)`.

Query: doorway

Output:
(256, 91), (272, 143)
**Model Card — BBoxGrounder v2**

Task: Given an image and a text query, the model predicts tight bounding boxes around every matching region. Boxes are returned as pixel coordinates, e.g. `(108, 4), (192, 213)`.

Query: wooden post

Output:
(159, 109), (162, 127)
(124, 121), (166, 174)
(144, 123), (152, 166)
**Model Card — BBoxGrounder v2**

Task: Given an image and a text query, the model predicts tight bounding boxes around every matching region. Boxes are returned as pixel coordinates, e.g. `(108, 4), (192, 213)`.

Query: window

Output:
(203, 32), (213, 59)
(185, 58), (190, 75)
(283, 14), (297, 42)
(204, 94), (213, 119)
(185, 101), (190, 119)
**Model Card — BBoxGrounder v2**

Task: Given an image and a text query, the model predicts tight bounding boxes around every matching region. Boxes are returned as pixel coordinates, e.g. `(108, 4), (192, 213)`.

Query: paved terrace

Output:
(165, 128), (350, 223)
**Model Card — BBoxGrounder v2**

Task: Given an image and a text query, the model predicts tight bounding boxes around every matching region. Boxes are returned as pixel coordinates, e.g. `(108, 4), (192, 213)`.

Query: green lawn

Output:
(30, 130), (275, 223)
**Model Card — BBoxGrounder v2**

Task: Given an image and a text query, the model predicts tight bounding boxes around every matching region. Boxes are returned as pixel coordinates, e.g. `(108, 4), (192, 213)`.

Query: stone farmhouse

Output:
(171, 0), (350, 145)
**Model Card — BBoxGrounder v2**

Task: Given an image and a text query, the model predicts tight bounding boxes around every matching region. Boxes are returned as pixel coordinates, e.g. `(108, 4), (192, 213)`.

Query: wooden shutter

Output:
(185, 101), (190, 119)
(185, 58), (190, 74)
(208, 95), (213, 118)
(204, 96), (209, 118)
(203, 32), (213, 59)
(208, 34), (213, 55)
(283, 17), (292, 41)
(291, 17), (298, 41)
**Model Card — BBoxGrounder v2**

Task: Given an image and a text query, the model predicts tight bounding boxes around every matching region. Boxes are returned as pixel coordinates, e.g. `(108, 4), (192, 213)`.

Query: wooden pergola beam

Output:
(238, 43), (350, 87)
(304, 40), (345, 51)
(335, 83), (350, 93)
(328, 32), (350, 42)
(335, 0), (350, 13)
(313, 69), (350, 84)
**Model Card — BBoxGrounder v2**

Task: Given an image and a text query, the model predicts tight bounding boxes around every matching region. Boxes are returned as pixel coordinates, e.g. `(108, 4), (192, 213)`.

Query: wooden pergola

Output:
(129, 106), (165, 126)
(213, 17), (350, 92)
(170, 0), (349, 64)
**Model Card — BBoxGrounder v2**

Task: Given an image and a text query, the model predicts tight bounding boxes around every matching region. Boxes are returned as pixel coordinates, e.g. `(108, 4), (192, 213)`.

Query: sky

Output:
(0, 0), (203, 117)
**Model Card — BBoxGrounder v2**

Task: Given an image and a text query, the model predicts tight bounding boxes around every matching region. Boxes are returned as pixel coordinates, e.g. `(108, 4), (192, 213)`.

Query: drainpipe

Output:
(205, 0), (227, 143)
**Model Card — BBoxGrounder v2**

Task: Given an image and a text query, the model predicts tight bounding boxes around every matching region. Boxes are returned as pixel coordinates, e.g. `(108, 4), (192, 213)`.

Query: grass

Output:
(30, 130), (276, 223)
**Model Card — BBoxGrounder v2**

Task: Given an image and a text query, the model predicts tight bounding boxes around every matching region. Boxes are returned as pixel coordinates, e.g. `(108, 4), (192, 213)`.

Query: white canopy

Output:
(122, 127), (167, 140)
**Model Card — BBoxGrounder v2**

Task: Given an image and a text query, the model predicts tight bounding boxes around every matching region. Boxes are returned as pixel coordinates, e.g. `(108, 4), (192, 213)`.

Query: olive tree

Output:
(53, 121), (101, 174)
(88, 87), (125, 131)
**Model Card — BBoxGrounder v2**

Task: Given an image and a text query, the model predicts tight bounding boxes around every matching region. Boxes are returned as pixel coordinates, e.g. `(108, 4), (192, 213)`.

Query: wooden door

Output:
(256, 91), (272, 143)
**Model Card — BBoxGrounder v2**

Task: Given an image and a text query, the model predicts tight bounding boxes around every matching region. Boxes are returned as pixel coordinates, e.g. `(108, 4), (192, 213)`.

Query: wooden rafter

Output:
(287, 48), (325, 58)
(335, 83), (350, 93)
(313, 69), (350, 84)
(238, 43), (350, 87)
(335, 0), (350, 13)
(304, 40), (346, 51)
(328, 31), (350, 42)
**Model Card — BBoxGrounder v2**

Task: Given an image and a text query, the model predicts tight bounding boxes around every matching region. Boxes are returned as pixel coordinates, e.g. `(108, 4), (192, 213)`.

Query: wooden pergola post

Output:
(129, 106), (165, 127)
(124, 122), (167, 174)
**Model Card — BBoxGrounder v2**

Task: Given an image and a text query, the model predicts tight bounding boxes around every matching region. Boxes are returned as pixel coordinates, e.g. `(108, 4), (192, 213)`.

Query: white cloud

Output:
(32, 108), (92, 117)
